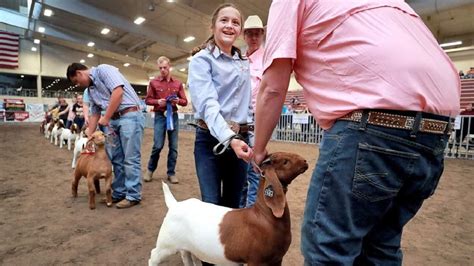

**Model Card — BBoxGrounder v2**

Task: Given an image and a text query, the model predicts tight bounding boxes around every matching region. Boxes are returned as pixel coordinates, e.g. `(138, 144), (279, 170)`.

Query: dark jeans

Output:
(301, 119), (449, 265)
(73, 117), (85, 130)
(147, 112), (179, 176)
(194, 127), (247, 208)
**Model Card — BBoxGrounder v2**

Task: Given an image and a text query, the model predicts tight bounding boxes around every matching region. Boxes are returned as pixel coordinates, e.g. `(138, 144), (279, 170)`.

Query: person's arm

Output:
(58, 105), (70, 116)
(145, 82), (159, 106)
(83, 104), (89, 125)
(253, 58), (293, 164)
(176, 83), (188, 107)
(86, 113), (100, 137)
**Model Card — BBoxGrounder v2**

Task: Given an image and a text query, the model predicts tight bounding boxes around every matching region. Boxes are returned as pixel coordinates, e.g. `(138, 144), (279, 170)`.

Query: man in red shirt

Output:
(144, 56), (188, 183)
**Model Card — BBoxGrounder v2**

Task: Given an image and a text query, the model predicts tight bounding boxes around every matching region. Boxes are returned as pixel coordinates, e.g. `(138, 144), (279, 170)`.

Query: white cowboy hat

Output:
(244, 15), (264, 31)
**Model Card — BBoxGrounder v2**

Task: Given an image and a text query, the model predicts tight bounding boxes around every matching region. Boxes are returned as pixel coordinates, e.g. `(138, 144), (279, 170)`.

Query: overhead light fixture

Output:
(101, 28), (110, 35)
(440, 41), (462, 48)
(43, 9), (53, 17)
(34, 39), (40, 44)
(179, 68), (186, 72)
(183, 36), (195, 43)
(21, 75), (24, 78)
(167, 0), (174, 2)
(87, 53), (94, 58)
(80, 59), (85, 63)
(38, 27), (45, 33)
(123, 63), (130, 67)
(187, 56), (192, 61)
(31, 47), (37, 52)
(134, 17), (146, 25)
(87, 42), (95, 47)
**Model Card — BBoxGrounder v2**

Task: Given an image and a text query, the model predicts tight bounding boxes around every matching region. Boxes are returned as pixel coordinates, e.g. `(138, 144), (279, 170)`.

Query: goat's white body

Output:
(72, 136), (88, 168)
(149, 183), (238, 266)
(60, 129), (77, 150)
(44, 122), (52, 138)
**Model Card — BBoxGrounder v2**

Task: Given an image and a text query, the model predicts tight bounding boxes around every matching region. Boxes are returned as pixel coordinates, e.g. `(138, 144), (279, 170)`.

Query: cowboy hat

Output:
(244, 15), (264, 31)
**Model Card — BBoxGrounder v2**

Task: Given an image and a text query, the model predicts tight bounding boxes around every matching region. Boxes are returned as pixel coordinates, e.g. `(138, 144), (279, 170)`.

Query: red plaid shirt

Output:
(145, 76), (188, 112)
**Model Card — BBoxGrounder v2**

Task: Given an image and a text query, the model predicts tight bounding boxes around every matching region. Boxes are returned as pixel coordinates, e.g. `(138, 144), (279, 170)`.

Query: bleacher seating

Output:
(461, 79), (474, 111)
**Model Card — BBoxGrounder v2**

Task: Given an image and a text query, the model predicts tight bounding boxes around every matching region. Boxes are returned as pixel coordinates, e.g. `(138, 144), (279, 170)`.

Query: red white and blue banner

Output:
(0, 31), (19, 69)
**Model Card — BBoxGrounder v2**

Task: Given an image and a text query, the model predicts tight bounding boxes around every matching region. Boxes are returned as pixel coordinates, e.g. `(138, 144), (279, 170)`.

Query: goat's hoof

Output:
(89, 206), (96, 210)
(106, 202), (112, 207)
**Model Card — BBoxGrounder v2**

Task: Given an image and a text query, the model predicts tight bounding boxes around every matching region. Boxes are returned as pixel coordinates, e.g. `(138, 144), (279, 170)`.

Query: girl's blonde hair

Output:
(191, 3), (245, 59)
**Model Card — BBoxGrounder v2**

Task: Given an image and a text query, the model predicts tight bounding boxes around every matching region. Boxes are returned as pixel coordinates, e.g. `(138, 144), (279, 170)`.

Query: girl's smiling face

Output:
(212, 6), (242, 54)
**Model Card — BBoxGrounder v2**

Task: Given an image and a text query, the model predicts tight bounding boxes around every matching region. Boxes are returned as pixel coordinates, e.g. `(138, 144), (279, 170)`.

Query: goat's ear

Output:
(263, 167), (286, 218)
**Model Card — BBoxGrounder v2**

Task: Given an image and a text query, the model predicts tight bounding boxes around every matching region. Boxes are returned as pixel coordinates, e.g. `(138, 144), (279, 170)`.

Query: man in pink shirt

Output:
(240, 15), (265, 208)
(250, 1), (460, 265)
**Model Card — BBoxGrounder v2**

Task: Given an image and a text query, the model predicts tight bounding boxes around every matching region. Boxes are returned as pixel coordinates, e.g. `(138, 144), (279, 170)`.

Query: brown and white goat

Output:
(71, 131), (113, 210)
(148, 152), (308, 266)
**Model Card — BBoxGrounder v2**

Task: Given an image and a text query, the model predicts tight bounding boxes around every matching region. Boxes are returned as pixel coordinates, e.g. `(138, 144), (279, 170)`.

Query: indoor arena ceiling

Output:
(1, 0), (474, 80)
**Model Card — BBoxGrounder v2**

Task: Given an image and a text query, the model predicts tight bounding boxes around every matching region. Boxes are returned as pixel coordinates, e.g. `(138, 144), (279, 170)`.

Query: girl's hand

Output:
(230, 139), (253, 162)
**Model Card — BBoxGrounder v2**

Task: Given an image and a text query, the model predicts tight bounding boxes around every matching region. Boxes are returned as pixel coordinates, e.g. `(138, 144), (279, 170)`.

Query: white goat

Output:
(60, 123), (79, 150)
(148, 152), (308, 266)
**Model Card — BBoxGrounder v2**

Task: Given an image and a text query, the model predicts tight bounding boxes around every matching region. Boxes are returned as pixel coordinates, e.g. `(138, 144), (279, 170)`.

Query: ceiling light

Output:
(38, 27), (45, 33)
(101, 28), (110, 35)
(134, 17), (146, 25)
(167, 0), (174, 2)
(87, 53), (94, 58)
(31, 47), (37, 52)
(183, 36), (195, 42)
(43, 9), (53, 17)
(80, 59), (85, 63)
(187, 56), (192, 61)
(87, 42), (95, 47)
(21, 75), (24, 78)
(34, 39), (40, 44)
(440, 41), (462, 48)
(123, 63), (130, 67)
(179, 68), (186, 72)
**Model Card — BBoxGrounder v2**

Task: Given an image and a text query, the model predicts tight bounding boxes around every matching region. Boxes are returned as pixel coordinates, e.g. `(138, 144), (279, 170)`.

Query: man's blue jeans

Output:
(301, 120), (449, 265)
(106, 111), (145, 202)
(147, 112), (178, 177)
(194, 128), (247, 208)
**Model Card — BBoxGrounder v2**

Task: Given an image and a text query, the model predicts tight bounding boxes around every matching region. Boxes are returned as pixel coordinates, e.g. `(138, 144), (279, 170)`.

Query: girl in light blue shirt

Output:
(188, 3), (252, 209)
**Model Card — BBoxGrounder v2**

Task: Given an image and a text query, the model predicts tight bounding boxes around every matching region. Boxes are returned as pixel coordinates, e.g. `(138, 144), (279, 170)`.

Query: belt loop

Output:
(410, 112), (422, 138)
(358, 110), (369, 131)
(444, 118), (453, 136)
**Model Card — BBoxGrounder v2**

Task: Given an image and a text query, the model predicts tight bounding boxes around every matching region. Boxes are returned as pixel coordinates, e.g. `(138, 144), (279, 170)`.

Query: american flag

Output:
(0, 31), (19, 69)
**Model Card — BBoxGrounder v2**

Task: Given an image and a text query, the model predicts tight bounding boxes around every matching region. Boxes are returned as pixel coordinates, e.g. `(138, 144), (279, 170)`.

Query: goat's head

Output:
(260, 152), (308, 218)
(89, 131), (106, 146)
(71, 123), (78, 134)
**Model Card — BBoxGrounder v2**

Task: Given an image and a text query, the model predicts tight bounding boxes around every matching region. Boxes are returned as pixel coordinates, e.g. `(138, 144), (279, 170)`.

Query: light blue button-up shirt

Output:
(188, 46), (252, 142)
(87, 64), (142, 115)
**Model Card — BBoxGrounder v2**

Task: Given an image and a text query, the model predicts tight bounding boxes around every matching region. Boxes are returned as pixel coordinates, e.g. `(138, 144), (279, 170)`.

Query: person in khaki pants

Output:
(144, 56), (188, 184)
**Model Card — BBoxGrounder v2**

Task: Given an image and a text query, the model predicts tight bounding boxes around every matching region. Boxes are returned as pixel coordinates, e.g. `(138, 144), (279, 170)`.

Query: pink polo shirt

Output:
(264, 0), (461, 129)
(248, 47), (265, 111)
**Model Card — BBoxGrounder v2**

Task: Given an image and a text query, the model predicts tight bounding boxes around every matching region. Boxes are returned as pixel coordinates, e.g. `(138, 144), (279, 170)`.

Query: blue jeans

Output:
(240, 132), (260, 208)
(147, 112), (178, 176)
(106, 111), (145, 202)
(194, 128), (247, 208)
(301, 120), (449, 265)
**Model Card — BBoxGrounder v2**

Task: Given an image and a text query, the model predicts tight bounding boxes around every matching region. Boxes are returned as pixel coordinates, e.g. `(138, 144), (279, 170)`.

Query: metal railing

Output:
(144, 113), (473, 160)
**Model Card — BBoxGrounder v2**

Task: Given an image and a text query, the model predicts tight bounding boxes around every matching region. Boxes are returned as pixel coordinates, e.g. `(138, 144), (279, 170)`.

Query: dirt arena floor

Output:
(0, 123), (473, 265)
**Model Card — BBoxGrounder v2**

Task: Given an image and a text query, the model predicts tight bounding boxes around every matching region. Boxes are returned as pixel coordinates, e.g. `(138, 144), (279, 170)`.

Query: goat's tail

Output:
(162, 182), (177, 208)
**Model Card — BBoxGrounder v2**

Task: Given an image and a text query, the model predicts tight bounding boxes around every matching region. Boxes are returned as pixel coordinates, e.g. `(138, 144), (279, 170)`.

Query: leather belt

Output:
(196, 119), (254, 134)
(111, 106), (139, 120)
(339, 110), (451, 134)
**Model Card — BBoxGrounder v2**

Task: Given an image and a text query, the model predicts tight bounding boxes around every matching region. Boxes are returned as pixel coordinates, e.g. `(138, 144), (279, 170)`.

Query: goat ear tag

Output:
(264, 185), (274, 198)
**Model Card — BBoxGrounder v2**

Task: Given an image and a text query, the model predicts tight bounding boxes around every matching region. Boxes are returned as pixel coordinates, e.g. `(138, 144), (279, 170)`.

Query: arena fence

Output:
(145, 113), (474, 160)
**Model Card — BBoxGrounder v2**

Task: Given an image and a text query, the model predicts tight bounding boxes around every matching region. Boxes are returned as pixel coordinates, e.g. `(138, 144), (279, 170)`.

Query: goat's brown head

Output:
(89, 131), (106, 146)
(260, 152), (308, 218)
(71, 123), (79, 134)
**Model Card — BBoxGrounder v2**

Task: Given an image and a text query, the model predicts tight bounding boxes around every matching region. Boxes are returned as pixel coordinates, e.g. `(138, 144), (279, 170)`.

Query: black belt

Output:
(339, 110), (452, 135)
(111, 106), (139, 120)
(195, 119), (254, 134)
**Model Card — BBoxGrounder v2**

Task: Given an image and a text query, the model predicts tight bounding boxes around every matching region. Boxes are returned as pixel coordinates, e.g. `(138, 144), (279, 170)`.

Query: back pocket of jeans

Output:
(352, 142), (419, 202)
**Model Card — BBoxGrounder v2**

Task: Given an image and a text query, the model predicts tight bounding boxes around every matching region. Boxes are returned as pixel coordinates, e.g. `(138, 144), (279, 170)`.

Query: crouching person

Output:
(67, 63), (145, 209)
